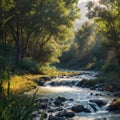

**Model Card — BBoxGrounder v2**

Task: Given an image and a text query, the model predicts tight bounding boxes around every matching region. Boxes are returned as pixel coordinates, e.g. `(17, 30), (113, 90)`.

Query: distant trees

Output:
(75, 22), (95, 59)
(86, 0), (120, 65)
(58, 21), (107, 69)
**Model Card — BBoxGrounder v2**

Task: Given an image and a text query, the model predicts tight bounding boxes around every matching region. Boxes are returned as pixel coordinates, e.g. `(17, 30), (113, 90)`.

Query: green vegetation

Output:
(0, 0), (79, 119)
(79, 71), (120, 93)
(56, 0), (120, 98)
(0, 0), (79, 67)
(58, 22), (107, 69)
(1, 0), (120, 119)
(0, 94), (37, 120)
(58, 0), (120, 71)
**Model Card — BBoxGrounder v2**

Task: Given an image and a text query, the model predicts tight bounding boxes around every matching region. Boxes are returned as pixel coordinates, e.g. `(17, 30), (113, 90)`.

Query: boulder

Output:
(56, 110), (75, 118)
(56, 96), (66, 102)
(36, 76), (51, 86)
(69, 98), (74, 101)
(89, 99), (107, 107)
(71, 105), (85, 113)
(54, 100), (63, 106)
(56, 111), (65, 117)
(48, 115), (65, 120)
(64, 110), (75, 118)
(54, 96), (66, 106)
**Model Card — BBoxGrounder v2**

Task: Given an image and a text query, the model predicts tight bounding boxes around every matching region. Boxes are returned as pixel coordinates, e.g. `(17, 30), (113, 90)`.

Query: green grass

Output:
(3, 75), (38, 94)
(3, 69), (79, 94)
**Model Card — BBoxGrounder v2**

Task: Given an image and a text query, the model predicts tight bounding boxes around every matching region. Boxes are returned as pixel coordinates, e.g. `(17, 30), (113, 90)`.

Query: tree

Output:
(86, 0), (120, 65)
(1, 0), (79, 65)
(75, 22), (95, 59)
(0, 0), (15, 96)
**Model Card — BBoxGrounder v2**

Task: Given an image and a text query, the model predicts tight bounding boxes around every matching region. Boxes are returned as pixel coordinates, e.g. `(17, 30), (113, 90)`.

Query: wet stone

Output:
(71, 105), (85, 113)
(56, 96), (66, 102)
(48, 115), (65, 120)
(54, 100), (63, 106)
(64, 110), (75, 118)
(89, 99), (107, 107)
(56, 111), (65, 117)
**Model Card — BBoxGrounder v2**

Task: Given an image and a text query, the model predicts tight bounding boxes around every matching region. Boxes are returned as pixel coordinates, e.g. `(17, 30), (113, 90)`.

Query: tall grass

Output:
(0, 93), (37, 120)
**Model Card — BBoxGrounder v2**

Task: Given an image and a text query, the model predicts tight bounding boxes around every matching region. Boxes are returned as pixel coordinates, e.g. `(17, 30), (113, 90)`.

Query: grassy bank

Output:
(3, 70), (80, 94)
(3, 75), (39, 94)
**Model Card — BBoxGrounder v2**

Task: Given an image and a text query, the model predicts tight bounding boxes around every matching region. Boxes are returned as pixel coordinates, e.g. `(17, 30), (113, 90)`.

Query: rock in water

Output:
(71, 105), (85, 113)
(89, 99), (107, 107)
(48, 115), (65, 120)
(64, 110), (75, 118)
(56, 96), (66, 102)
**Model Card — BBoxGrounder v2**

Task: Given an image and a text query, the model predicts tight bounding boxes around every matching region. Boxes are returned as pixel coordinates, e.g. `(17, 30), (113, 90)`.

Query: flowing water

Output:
(27, 71), (120, 120)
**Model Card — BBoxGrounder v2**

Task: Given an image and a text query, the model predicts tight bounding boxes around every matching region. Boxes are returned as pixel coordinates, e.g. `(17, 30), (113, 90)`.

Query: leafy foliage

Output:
(86, 0), (120, 65)
(58, 22), (107, 69)
(0, 0), (79, 66)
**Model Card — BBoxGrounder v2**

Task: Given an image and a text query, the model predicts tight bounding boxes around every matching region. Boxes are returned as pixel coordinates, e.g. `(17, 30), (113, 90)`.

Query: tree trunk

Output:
(116, 53), (120, 65)
(115, 48), (120, 65)
(7, 79), (10, 96)
(0, 83), (3, 97)
(15, 41), (21, 65)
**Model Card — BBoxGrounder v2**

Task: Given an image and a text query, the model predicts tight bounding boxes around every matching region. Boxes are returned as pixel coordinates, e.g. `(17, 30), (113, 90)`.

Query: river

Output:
(26, 71), (120, 120)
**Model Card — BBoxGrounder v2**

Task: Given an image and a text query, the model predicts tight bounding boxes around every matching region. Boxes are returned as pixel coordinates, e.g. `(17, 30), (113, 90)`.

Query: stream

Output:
(26, 71), (120, 120)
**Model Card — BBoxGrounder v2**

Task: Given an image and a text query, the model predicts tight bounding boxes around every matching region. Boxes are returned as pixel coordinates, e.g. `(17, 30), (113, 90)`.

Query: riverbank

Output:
(3, 70), (80, 94)
(77, 72), (120, 96)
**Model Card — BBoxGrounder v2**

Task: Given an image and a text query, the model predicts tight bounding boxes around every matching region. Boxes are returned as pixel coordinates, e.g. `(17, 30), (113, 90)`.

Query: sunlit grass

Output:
(3, 69), (80, 95)
(3, 75), (38, 94)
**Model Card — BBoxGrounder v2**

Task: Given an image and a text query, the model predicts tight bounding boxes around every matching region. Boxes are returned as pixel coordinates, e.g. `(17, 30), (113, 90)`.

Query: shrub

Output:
(17, 58), (40, 74)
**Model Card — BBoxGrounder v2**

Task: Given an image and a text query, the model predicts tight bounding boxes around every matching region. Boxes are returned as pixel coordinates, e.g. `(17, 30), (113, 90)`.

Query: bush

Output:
(17, 58), (40, 74)
(39, 65), (57, 75)
(102, 62), (120, 73)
